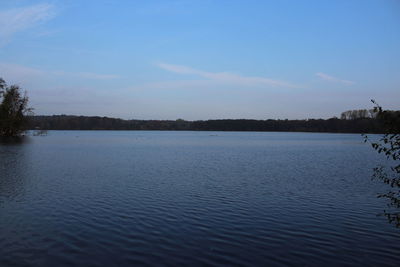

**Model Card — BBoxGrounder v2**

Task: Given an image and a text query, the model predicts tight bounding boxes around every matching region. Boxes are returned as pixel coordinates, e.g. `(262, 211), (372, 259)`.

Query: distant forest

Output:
(28, 109), (398, 133)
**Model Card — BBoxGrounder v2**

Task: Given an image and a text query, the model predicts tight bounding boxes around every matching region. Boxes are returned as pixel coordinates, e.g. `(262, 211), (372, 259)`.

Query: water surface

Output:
(1, 131), (399, 266)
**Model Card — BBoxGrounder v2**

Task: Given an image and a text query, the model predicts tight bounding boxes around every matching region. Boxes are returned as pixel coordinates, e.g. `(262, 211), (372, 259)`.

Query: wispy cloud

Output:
(0, 62), (120, 82)
(52, 70), (120, 80)
(0, 3), (55, 46)
(157, 62), (300, 88)
(316, 72), (355, 85)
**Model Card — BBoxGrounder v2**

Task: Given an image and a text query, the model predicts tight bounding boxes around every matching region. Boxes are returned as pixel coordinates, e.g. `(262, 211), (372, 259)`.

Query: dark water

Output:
(0, 131), (399, 266)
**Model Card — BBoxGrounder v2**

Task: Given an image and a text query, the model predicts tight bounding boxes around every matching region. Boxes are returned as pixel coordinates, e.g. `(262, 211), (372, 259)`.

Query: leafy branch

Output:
(363, 100), (400, 227)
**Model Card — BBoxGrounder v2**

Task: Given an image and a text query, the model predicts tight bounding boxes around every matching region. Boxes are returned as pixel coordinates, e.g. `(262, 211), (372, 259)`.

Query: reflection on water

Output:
(1, 131), (400, 266)
(0, 141), (28, 203)
(0, 135), (30, 145)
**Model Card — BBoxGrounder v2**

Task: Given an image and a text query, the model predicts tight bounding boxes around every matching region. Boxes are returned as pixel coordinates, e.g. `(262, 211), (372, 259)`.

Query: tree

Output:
(0, 78), (32, 138)
(340, 109), (375, 120)
(364, 100), (400, 227)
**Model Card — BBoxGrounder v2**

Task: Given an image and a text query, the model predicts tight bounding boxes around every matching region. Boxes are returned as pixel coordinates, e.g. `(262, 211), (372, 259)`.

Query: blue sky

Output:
(0, 0), (399, 120)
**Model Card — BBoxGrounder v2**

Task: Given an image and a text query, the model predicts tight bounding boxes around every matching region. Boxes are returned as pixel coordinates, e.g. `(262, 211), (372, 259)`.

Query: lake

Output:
(0, 131), (399, 266)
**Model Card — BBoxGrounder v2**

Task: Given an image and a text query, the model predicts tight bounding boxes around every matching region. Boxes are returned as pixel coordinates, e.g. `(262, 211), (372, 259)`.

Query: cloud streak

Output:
(0, 62), (120, 82)
(157, 62), (300, 88)
(0, 3), (56, 46)
(316, 72), (355, 85)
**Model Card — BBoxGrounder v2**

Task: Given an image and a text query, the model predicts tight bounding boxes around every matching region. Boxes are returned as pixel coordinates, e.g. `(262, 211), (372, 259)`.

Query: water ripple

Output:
(1, 131), (399, 266)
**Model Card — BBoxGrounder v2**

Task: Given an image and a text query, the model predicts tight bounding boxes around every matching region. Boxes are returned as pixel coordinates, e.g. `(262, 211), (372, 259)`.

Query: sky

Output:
(0, 0), (399, 120)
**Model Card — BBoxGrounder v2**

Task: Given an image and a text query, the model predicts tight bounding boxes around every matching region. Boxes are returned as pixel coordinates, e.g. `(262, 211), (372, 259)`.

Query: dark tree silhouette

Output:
(340, 109), (376, 120)
(364, 100), (400, 227)
(29, 115), (383, 133)
(0, 78), (32, 138)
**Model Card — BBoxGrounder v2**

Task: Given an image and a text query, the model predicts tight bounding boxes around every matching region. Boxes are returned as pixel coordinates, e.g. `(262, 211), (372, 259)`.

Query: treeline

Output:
(28, 114), (390, 133)
(340, 109), (376, 120)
